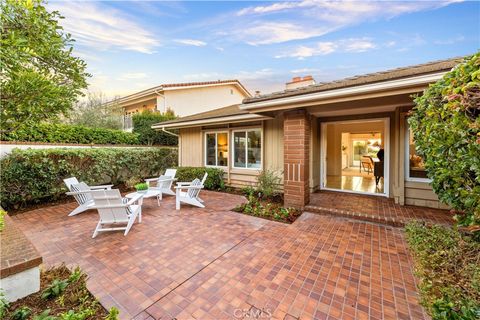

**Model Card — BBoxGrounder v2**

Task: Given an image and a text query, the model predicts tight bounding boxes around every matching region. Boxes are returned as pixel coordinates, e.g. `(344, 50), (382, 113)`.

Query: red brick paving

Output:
(307, 191), (453, 227)
(13, 191), (430, 319)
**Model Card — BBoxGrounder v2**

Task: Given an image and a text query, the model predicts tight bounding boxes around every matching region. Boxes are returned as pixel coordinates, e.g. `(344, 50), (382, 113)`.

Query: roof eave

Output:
(152, 114), (272, 130)
(241, 71), (448, 111)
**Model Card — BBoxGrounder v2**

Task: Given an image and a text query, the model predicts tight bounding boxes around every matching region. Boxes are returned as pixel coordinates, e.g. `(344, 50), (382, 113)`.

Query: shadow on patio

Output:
(13, 190), (430, 319)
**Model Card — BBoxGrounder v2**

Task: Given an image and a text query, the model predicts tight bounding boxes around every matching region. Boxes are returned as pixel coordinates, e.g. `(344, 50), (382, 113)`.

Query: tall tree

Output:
(0, 0), (90, 133)
(66, 92), (123, 130)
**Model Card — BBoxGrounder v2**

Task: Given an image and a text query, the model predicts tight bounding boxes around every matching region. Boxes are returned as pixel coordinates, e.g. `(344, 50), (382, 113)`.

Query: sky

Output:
(48, 0), (480, 98)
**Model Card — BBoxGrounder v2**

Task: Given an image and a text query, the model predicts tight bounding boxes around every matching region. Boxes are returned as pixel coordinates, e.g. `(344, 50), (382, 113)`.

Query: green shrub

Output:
(256, 169), (282, 199)
(0, 209), (5, 232)
(405, 222), (480, 319)
(409, 53), (480, 230)
(132, 110), (178, 146)
(11, 306), (31, 320)
(134, 183), (148, 191)
(1, 122), (139, 145)
(41, 279), (68, 300)
(175, 167), (225, 190)
(0, 147), (178, 209)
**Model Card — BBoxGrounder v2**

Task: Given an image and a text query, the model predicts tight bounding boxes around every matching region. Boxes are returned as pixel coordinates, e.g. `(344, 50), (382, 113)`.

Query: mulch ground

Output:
(5, 265), (109, 319)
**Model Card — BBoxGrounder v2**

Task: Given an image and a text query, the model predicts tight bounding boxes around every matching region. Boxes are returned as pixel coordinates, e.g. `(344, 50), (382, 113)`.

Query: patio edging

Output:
(304, 204), (405, 227)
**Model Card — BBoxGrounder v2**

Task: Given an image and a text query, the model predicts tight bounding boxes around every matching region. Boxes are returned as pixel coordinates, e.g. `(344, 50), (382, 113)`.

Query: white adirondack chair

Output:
(144, 168), (177, 201)
(64, 178), (113, 216)
(175, 172), (208, 210)
(90, 189), (143, 238)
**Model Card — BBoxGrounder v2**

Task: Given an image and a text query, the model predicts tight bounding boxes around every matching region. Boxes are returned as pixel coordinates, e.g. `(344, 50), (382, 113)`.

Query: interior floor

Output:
(326, 175), (384, 194)
(341, 167), (372, 177)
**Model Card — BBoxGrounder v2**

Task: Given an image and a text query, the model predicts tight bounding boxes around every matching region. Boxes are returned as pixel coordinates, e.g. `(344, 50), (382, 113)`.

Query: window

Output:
(205, 132), (228, 167)
(406, 126), (429, 180)
(233, 129), (262, 169)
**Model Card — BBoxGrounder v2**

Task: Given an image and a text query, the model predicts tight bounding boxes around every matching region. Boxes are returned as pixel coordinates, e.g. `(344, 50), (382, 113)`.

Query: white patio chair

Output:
(90, 189), (143, 238)
(144, 168), (177, 202)
(64, 178), (113, 217)
(175, 173), (208, 210)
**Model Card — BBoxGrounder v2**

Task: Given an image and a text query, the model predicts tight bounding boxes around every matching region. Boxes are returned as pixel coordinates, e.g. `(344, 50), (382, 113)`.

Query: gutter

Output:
(151, 113), (273, 130)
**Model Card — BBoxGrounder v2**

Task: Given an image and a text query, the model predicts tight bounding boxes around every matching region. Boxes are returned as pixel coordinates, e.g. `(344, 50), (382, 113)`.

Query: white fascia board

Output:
(152, 114), (272, 130)
(241, 72), (446, 110)
(164, 82), (251, 97)
(118, 87), (163, 105)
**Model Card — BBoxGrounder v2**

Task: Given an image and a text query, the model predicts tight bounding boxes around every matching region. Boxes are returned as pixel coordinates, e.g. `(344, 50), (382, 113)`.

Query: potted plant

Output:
(134, 182), (148, 194)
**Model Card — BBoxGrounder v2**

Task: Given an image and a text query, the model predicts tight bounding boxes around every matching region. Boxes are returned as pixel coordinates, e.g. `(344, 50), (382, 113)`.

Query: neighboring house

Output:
(153, 57), (462, 210)
(115, 80), (251, 130)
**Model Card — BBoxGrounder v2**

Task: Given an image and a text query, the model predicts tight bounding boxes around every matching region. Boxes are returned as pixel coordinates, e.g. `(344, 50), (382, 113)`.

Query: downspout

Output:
(161, 127), (180, 166)
(161, 127), (179, 137)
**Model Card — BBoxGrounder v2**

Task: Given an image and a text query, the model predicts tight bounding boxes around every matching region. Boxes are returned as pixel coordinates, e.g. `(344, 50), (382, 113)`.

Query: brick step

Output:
(304, 205), (405, 227)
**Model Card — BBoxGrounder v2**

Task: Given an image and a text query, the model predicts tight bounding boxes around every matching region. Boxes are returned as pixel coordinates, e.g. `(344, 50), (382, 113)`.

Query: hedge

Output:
(405, 222), (480, 319)
(0, 147), (178, 209)
(409, 53), (480, 230)
(1, 122), (140, 145)
(175, 167), (225, 191)
(132, 111), (178, 146)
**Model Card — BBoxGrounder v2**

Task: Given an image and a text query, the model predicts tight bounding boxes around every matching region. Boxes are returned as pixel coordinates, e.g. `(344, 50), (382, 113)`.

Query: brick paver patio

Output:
(306, 191), (453, 227)
(11, 190), (439, 319)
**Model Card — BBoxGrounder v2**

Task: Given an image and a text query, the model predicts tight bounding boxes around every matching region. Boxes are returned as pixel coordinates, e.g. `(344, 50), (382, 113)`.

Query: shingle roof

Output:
(157, 104), (247, 126)
(243, 57), (464, 103)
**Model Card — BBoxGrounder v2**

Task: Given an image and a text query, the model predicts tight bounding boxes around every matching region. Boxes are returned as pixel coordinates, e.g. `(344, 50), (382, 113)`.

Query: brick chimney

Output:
(286, 75), (316, 90)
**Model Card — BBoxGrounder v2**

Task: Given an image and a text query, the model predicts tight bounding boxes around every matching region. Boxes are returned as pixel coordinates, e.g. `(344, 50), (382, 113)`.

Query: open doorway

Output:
(320, 118), (389, 196)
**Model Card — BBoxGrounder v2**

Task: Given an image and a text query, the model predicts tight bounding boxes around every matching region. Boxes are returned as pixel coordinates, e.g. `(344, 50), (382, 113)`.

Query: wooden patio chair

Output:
(64, 178), (113, 216)
(144, 168), (177, 201)
(90, 189), (143, 238)
(175, 172), (208, 210)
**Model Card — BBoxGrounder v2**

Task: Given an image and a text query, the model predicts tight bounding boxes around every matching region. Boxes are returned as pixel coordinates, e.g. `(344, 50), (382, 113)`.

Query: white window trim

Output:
(405, 124), (431, 183)
(204, 131), (229, 168)
(231, 128), (263, 170)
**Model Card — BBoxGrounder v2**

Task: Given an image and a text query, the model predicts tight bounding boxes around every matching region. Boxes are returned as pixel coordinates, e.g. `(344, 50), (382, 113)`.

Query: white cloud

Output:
(118, 72), (148, 81)
(277, 38), (377, 59)
(231, 0), (460, 45)
(174, 39), (207, 47)
(49, 2), (159, 54)
(290, 68), (322, 74)
(239, 22), (331, 45)
(237, 2), (300, 16)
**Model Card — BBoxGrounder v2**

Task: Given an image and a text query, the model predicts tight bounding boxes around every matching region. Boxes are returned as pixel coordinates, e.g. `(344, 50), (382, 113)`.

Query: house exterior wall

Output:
(123, 98), (157, 114)
(164, 85), (247, 117)
(177, 115), (284, 189)
(177, 107), (446, 210)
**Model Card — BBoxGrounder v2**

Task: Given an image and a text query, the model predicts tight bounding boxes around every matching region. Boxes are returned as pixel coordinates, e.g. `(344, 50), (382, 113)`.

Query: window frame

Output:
(231, 128), (263, 170)
(405, 123), (431, 182)
(204, 131), (229, 168)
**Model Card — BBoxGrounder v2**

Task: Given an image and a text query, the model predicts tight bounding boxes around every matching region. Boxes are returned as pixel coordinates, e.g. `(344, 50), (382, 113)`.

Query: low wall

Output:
(0, 214), (42, 302)
(0, 141), (169, 158)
